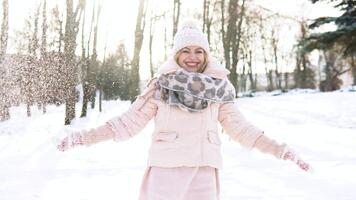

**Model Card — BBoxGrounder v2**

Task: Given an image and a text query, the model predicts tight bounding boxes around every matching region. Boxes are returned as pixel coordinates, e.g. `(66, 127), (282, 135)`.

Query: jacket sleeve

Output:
(81, 80), (158, 146)
(218, 102), (285, 159)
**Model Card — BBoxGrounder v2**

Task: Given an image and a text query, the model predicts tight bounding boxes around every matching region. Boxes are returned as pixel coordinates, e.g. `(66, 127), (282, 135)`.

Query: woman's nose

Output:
(187, 52), (198, 59)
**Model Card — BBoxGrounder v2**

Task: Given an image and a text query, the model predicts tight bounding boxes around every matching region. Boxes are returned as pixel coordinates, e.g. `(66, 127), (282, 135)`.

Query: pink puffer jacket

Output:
(81, 57), (286, 169)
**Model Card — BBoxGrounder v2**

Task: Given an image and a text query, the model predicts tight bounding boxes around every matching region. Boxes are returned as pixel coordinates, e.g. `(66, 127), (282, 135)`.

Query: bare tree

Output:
(149, 11), (155, 79)
(221, 0), (246, 94)
(24, 4), (41, 117)
(294, 21), (315, 89)
(89, 2), (101, 109)
(129, 0), (146, 101)
(0, 0), (7, 58)
(0, 0), (9, 121)
(172, 0), (181, 38)
(319, 48), (350, 91)
(98, 31), (108, 113)
(80, 2), (89, 117)
(256, 14), (274, 91)
(164, 12), (168, 60)
(240, 10), (259, 92)
(51, 5), (64, 53)
(221, 0), (229, 70)
(80, 1), (101, 117)
(47, 5), (66, 106)
(149, 12), (165, 78)
(270, 28), (282, 90)
(64, 0), (85, 125)
(39, 0), (48, 114)
(202, 0), (210, 43)
(351, 53), (356, 85)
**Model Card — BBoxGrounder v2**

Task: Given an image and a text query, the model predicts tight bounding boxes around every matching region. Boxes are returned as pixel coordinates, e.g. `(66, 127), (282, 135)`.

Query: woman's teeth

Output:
(186, 62), (198, 67)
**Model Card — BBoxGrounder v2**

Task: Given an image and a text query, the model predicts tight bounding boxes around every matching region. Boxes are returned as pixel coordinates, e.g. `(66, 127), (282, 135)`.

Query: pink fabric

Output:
(139, 166), (220, 200)
(107, 85), (159, 142)
(82, 124), (114, 146)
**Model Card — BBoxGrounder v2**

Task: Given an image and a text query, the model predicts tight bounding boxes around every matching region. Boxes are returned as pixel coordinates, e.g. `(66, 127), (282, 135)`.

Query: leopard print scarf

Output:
(155, 69), (235, 112)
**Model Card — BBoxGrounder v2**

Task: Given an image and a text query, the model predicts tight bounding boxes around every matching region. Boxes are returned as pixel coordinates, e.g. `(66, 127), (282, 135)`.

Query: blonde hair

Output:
(174, 49), (209, 73)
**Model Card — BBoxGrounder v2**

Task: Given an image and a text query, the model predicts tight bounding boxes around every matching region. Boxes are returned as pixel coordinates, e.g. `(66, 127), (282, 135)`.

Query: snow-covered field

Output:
(0, 90), (355, 200)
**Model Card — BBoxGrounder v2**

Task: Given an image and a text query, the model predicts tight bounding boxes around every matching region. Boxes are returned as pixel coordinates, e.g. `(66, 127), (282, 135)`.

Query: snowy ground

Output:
(0, 90), (355, 200)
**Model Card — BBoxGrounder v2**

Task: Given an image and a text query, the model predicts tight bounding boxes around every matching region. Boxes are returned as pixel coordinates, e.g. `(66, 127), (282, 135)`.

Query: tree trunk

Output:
(240, 59), (247, 92)
(149, 12), (155, 78)
(247, 50), (255, 90)
(226, 0), (246, 95)
(284, 72), (289, 90)
(0, 0), (9, 121)
(64, 0), (84, 125)
(172, 0), (181, 38)
(98, 30), (108, 113)
(130, 0), (146, 101)
(164, 18), (168, 60)
(90, 3), (101, 109)
(221, 0), (231, 73)
(271, 30), (282, 90)
(24, 4), (41, 118)
(227, 0), (237, 92)
(202, 0), (213, 43)
(80, 4), (88, 117)
(40, 0), (48, 114)
(352, 53), (356, 85)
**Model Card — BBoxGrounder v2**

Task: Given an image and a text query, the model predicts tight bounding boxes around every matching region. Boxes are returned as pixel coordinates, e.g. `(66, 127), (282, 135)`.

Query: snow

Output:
(1, 90), (356, 200)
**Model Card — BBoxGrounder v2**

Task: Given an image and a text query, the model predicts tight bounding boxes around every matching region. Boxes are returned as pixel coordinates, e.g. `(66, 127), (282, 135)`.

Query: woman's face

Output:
(177, 46), (206, 72)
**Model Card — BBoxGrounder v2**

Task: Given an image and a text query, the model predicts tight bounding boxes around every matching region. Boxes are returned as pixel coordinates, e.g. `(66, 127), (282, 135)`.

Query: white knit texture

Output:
(172, 18), (210, 55)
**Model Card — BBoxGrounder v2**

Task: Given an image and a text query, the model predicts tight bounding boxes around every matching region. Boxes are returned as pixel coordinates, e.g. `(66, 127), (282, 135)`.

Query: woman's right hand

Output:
(57, 132), (84, 152)
(281, 146), (313, 173)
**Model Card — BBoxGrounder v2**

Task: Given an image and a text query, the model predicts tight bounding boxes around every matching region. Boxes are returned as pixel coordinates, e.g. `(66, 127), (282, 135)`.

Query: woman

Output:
(57, 20), (312, 200)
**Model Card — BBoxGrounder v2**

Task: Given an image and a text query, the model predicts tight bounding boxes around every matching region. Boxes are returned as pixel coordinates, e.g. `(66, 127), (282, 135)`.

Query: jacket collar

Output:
(156, 56), (230, 79)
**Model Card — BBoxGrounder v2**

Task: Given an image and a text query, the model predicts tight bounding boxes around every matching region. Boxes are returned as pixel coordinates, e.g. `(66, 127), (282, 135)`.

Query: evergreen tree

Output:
(301, 0), (355, 88)
(301, 0), (356, 55)
(102, 43), (131, 101)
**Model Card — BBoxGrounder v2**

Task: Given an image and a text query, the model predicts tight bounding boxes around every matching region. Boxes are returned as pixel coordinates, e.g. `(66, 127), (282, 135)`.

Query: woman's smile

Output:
(177, 46), (206, 72)
(184, 61), (200, 68)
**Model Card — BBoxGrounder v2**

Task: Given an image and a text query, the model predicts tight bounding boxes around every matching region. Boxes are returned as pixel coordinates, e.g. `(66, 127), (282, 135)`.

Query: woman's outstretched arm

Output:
(218, 102), (312, 172)
(57, 80), (158, 151)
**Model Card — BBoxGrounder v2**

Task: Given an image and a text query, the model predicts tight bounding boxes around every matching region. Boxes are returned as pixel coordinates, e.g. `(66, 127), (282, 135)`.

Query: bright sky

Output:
(7, 0), (341, 79)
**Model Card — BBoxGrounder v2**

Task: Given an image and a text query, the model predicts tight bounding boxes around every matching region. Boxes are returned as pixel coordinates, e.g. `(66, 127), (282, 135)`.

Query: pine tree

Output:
(301, 0), (355, 88)
(102, 42), (131, 101)
(301, 0), (356, 55)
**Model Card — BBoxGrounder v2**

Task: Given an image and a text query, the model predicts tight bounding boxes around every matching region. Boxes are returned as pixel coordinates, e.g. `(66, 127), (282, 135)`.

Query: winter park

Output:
(0, 0), (356, 200)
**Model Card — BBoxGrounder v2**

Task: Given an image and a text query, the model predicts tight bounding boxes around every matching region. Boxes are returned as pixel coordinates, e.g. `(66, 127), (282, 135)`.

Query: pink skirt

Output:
(138, 166), (220, 200)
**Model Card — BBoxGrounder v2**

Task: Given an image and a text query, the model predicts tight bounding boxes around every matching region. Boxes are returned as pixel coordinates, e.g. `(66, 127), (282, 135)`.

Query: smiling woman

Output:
(57, 18), (312, 200)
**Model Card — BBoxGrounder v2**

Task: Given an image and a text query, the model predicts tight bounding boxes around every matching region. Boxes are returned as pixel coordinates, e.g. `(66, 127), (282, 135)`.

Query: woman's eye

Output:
(182, 50), (190, 53)
(195, 51), (203, 54)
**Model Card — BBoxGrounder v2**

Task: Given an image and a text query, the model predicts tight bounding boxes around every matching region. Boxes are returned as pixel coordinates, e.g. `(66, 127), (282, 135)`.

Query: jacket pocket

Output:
(207, 131), (221, 145)
(151, 132), (179, 150)
(154, 132), (178, 142)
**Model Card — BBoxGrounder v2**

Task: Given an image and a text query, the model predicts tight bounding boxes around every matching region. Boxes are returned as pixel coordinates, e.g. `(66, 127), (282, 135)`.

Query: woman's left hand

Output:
(57, 132), (84, 152)
(281, 147), (313, 173)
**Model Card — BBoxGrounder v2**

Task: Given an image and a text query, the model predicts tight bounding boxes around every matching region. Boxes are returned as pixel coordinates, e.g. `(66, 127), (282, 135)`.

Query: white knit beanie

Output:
(172, 19), (210, 56)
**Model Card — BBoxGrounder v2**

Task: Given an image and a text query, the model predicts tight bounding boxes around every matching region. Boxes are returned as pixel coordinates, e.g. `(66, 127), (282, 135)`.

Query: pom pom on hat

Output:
(172, 18), (210, 56)
(180, 18), (199, 30)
